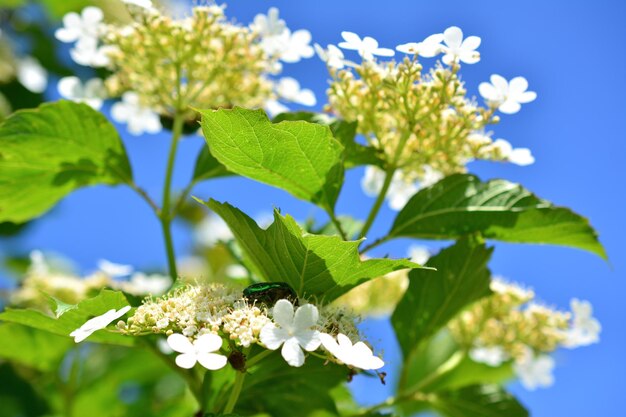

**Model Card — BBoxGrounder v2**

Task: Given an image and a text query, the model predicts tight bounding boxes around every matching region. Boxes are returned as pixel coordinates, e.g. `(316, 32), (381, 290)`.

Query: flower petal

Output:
(167, 333), (194, 354)
(195, 333), (223, 353)
(461, 35), (481, 51)
(197, 352), (228, 370)
(175, 353), (197, 369)
(443, 26), (463, 48)
(272, 299), (295, 329)
(340, 31), (361, 47)
(498, 99), (521, 114)
(281, 338), (305, 367)
(478, 82), (499, 101)
(490, 74), (509, 94)
(260, 324), (289, 350)
(295, 329), (321, 351)
(293, 303), (319, 329)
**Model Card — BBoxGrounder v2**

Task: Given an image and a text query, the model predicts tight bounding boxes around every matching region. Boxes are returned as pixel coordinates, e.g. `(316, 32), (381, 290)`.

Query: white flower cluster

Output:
(453, 278), (601, 391)
(317, 26), (537, 211)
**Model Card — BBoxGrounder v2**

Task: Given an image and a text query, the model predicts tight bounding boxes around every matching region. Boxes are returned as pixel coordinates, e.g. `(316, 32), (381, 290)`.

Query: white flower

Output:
(195, 215), (234, 247)
(491, 138), (535, 166)
(122, 0), (155, 10)
(440, 26), (481, 65)
(251, 7), (286, 37)
(361, 166), (417, 211)
(122, 272), (171, 296)
(28, 250), (49, 275)
(314, 43), (349, 69)
(320, 333), (384, 370)
(513, 349), (555, 390)
(110, 92), (162, 135)
(396, 33), (444, 57)
(55, 6), (103, 44)
(479, 75), (537, 114)
(563, 298), (601, 348)
(97, 259), (133, 277)
(338, 31), (394, 60)
(419, 165), (444, 188)
(264, 99), (290, 117)
(57, 76), (107, 110)
(278, 29), (315, 63)
(70, 305), (131, 343)
(260, 299), (321, 367)
(166, 333), (228, 370)
(275, 77), (316, 106)
(70, 37), (112, 68)
(15, 57), (47, 94)
(470, 345), (509, 367)
(225, 264), (248, 279)
(407, 245), (430, 265)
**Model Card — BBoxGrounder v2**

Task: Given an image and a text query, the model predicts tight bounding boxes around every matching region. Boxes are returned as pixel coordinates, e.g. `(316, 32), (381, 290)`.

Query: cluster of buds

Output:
(327, 59), (497, 181)
(103, 4), (274, 119)
(448, 277), (600, 390)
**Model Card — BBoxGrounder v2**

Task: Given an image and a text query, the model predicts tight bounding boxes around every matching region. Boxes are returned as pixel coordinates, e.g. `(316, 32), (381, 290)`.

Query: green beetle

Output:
(243, 282), (299, 307)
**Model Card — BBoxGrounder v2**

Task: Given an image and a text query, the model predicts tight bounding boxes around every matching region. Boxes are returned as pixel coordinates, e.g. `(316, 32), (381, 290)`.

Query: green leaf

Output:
(389, 174), (606, 259)
(0, 101), (132, 223)
(430, 385), (528, 417)
(273, 111), (384, 169)
(192, 145), (231, 182)
(201, 199), (423, 301)
(0, 323), (72, 371)
(0, 289), (134, 346)
(392, 238), (492, 357)
(0, 363), (50, 417)
(198, 107), (344, 210)
(237, 354), (347, 417)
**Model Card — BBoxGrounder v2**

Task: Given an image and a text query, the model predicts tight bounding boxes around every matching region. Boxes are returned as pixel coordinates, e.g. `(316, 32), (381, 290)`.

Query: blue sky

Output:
(1, 0), (625, 416)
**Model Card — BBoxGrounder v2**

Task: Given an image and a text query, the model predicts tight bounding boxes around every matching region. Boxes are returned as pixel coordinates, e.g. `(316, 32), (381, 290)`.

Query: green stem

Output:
(160, 113), (184, 280)
(327, 209), (349, 240)
(222, 370), (246, 414)
(359, 166), (396, 240)
(245, 349), (273, 368)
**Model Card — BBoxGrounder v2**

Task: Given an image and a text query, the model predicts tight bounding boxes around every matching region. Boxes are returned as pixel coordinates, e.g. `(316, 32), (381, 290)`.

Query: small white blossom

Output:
(513, 349), (555, 390)
(419, 165), (444, 188)
(320, 333), (384, 370)
(15, 57), (47, 94)
(407, 245), (430, 265)
(491, 138), (535, 166)
(28, 250), (49, 275)
(275, 77), (316, 106)
(479, 74), (537, 114)
(251, 7), (286, 37)
(70, 305), (131, 343)
(440, 26), (481, 65)
(470, 345), (509, 367)
(396, 33), (444, 57)
(264, 99), (289, 117)
(97, 259), (133, 277)
(278, 29), (315, 63)
(361, 166), (417, 211)
(70, 37), (112, 68)
(110, 92), (162, 135)
(338, 31), (394, 60)
(166, 333), (228, 370)
(57, 76), (107, 110)
(225, 264), (248, 279)
(563, 298), (601, 348)
(122, 272), (171, 296)
(314, 43), (349, 69)
(55, 6), (103, 44)
(122, 0), (155, 10)
(260, 299), (321, 367)
(195, 215), (234, 247)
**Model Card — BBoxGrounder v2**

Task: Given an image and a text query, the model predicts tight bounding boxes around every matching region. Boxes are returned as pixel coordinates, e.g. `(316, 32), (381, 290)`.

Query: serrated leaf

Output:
(0, 289), (134, 346)
(430, 385), (528, 417)
(0, 323), (72, 371)
(273, 111), (384, 169)
(199, 107), (344, 210)
(392, 238), (492, 357)
(389, 174), (606, 259)
(192, 145), (231, 182)
(0, 100), (132, 223)
(200, 199), (423, 301)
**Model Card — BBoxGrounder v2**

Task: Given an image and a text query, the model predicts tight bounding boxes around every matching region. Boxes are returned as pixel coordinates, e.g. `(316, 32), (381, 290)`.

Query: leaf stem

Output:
(327, 209), (349, 240)
(160, 113), (184, 281)
(127, 180), (161, 215)
(359, 166), (396, 240)
(222, 369), (246, 414)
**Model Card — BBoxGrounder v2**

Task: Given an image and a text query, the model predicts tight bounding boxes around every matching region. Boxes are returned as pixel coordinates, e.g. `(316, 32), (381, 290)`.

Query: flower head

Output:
(440, 26), (481, 65)
(479, 75), (537, 114)
(563, 298), (601, 348)
(314, 44), (349, 69)
(57, 76), (107, 110)
(55, 6), (104, 44)
(260, 299), (321, 367)
(338, 32), (394, 60)
(166, 333), (227, 370)
(70, 305), (131, 343)
(320, 333), (384, 370)
(110, 92), (162, 136)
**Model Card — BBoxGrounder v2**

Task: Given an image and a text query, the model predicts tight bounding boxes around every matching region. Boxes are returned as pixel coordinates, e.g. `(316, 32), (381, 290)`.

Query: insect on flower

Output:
(243, 282), (299, 307)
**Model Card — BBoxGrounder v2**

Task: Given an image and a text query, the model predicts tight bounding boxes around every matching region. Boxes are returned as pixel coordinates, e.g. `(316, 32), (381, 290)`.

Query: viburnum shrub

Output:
(0, 1), (604, 417)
